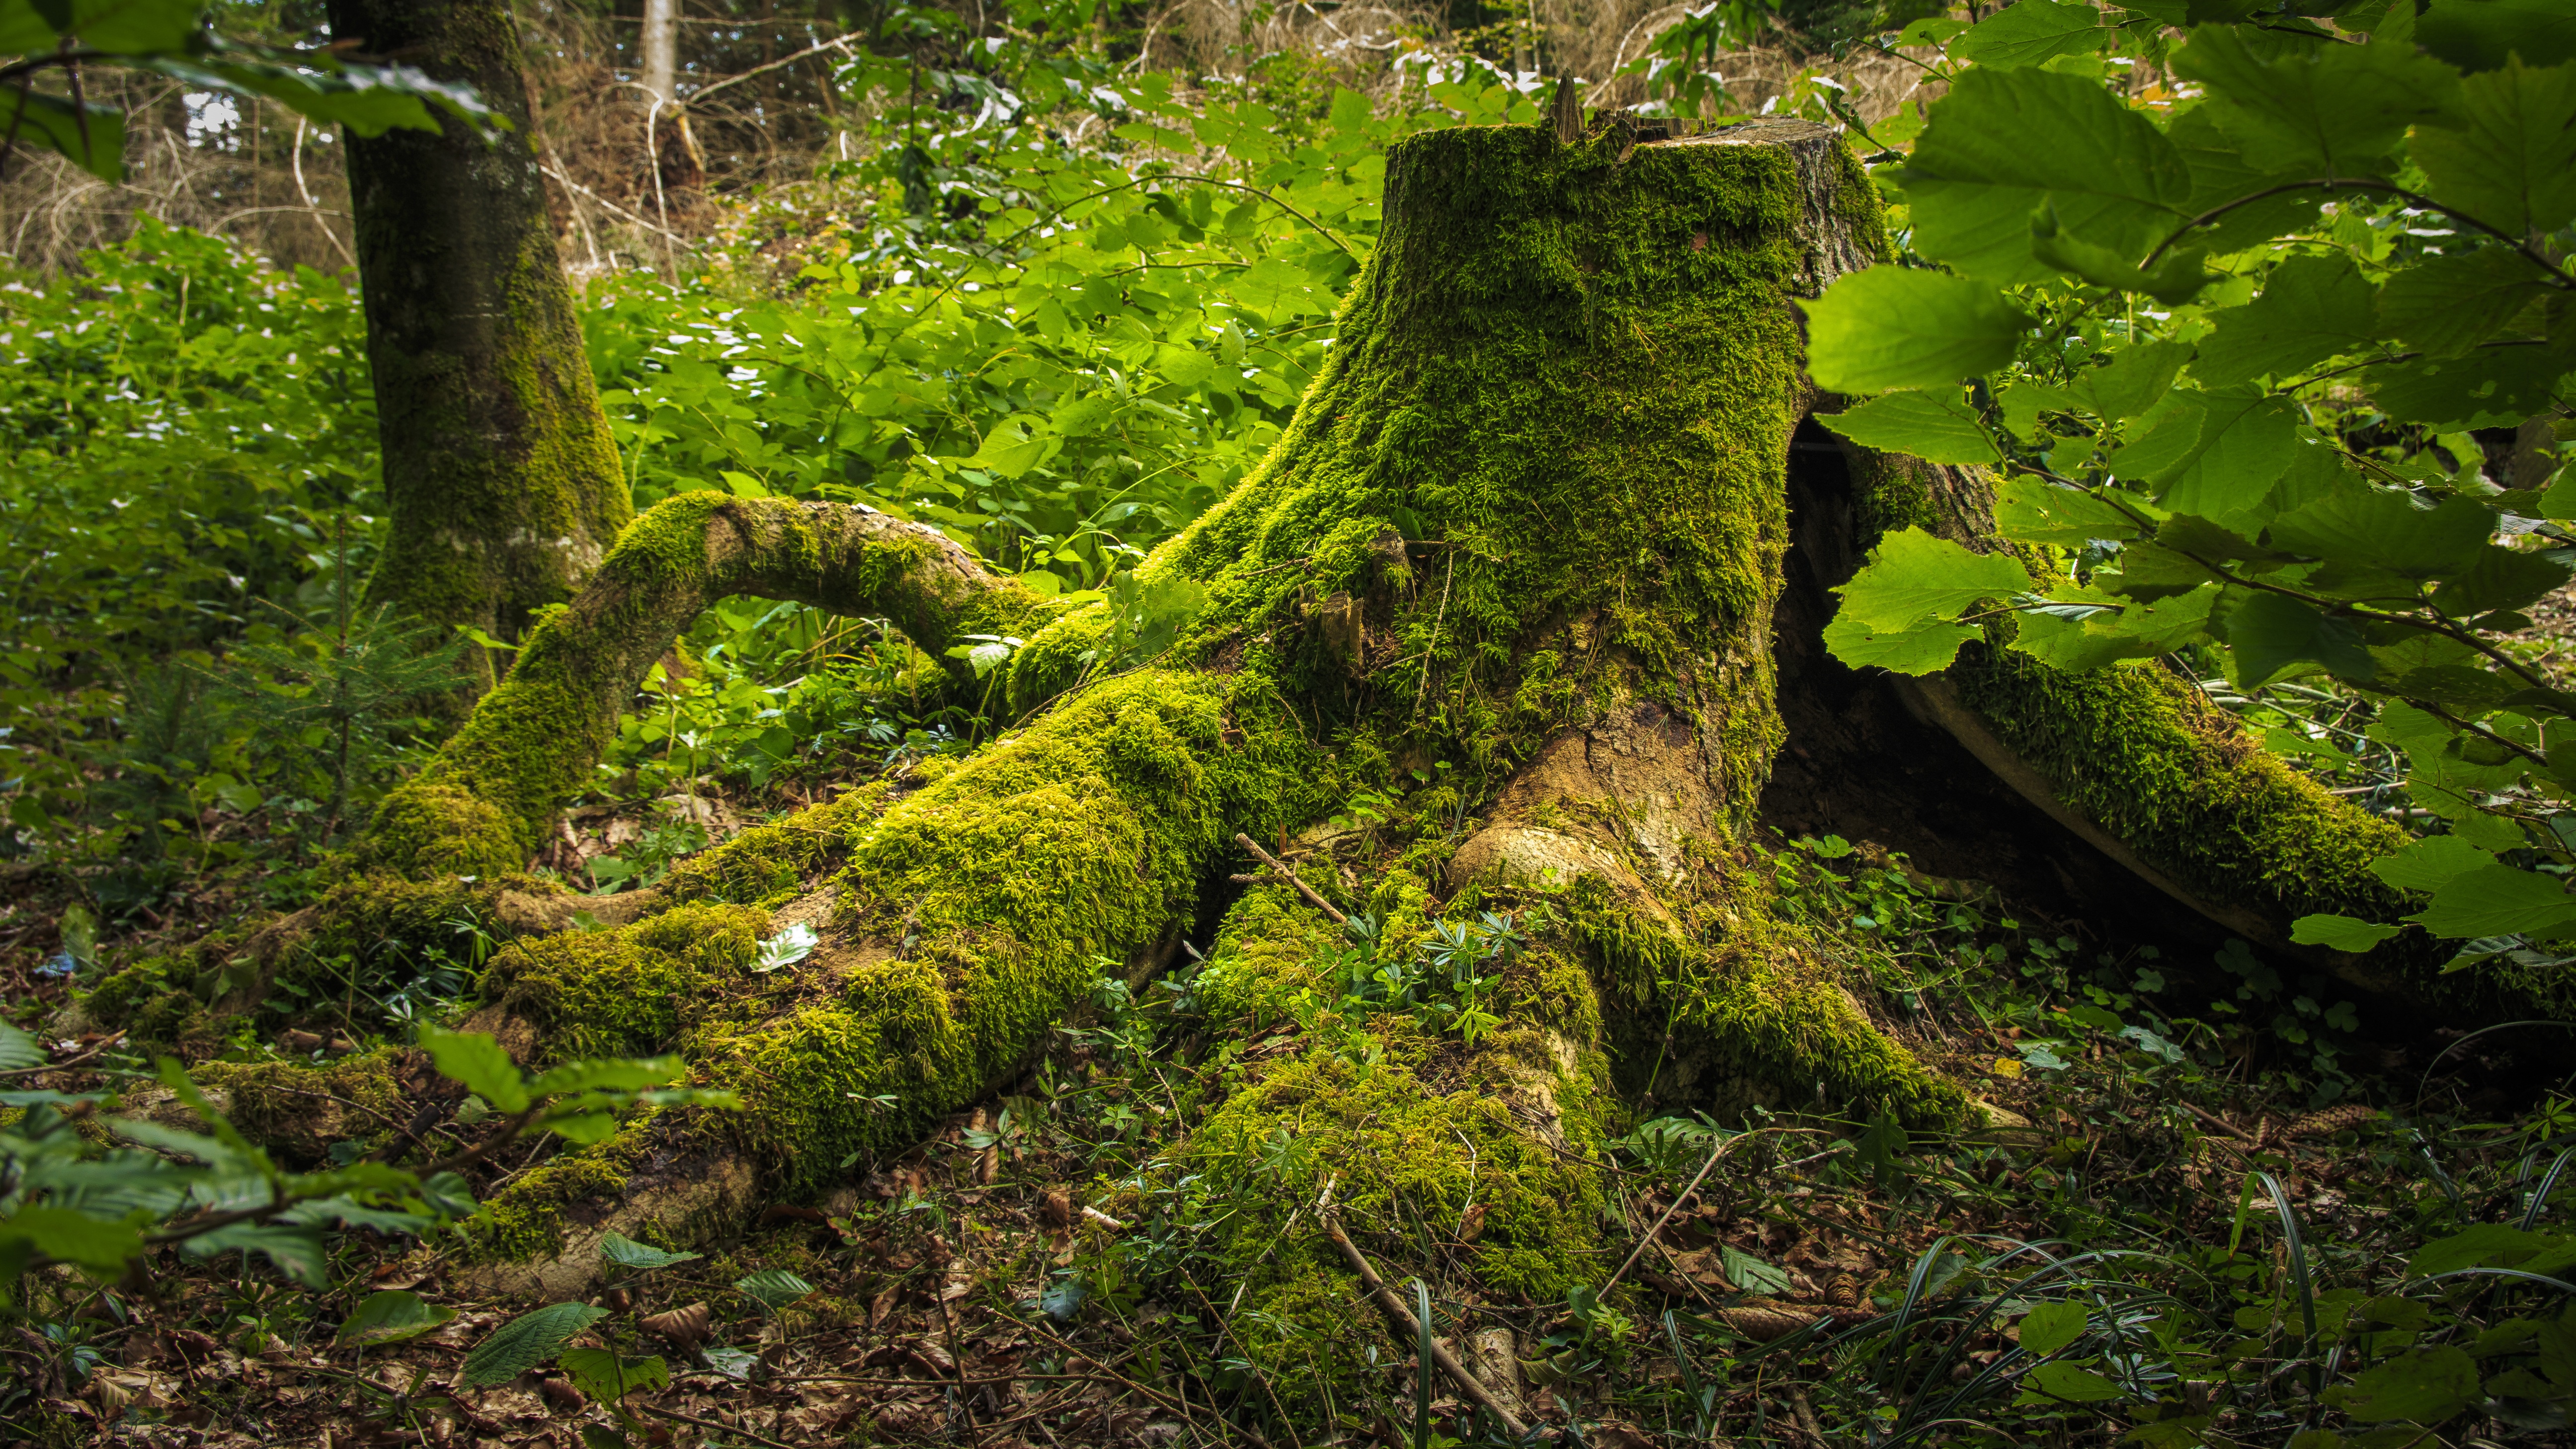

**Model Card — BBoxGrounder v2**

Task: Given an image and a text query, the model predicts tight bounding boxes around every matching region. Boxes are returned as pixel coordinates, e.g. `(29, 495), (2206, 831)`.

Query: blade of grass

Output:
(2259, 1172), (2320, 1397)
(2518, 1147), (2574, 1230)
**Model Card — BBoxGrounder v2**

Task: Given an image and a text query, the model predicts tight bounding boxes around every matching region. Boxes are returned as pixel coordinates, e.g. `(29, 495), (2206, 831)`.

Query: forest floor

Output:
(3, 701), (2572, 1449)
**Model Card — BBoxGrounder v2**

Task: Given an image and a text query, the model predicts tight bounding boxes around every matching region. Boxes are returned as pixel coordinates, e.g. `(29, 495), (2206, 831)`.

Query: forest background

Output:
(3, 0), (2576, 1445)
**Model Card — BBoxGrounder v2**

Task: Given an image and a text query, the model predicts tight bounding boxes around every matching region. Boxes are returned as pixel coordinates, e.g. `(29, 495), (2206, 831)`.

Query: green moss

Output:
(192, 1052), (405, 1163)
(494, 902), (773, 1062)
(455, 1121), (655, 1264)
(695, 668), (1331, 1190)
(1180, 1039), (1612, 1425)
(1195, 884), (1346, 1022)
(660, 784), (890, 905)
(1950, 645), (2408, 931)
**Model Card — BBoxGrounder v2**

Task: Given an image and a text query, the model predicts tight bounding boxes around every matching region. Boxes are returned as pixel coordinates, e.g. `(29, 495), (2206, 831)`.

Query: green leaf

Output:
(0, 87), (125, 182)
(2025, 1361), (2125, 1401)
(1813, 389), (2001, 464)
(2410, 864), (2576, 940)
(2289, 914), (2404, 951)
(1950, 0), (2112, 69)
(599, 1231), (701, 1271)
(336, 1289), (458, 1347)
(2414, 57), (2576, 236)
(2071, 339), (2193, 420)
(1834, 528), (2037, 630)
(2438, 544), (2572, 614)
(2018, 1301), (2090, 1355)
(0, 0), (59, 49)
(2378, 249), (2555, 357)
(2267, 487), (2493, 577)
(419, 1028), (530, 1114)
(181, 1222), (330, 1285)
(0, 1018), (43, 1072)
(2361, 344), (2576, 430)
(1995, 478), (2147, 545)
(2370, 835), (2497, 894)
(49, 0), (201, 54)
(2173, 24), (2464, 178)
(2329, 1345), (2479, 1424)
(559, 1347), (670, 1404)
(2029, 209), (2214, 302)
(2410, 1222), (2549, 1277)
(2223, 592), (2376, 686)
(1821, 615), (1985, 674)
(2191, 255), (2381, 387)
(524, 1057), (681, 1097)
(1801, 269), (2030, 393)
(0, 1205), (144, 1275)
(462, 1303), (610, 1387)
(2418, 0), (2576, 72)
(735, 1269), (815, 1314)
(1896, 66), (2193, 282)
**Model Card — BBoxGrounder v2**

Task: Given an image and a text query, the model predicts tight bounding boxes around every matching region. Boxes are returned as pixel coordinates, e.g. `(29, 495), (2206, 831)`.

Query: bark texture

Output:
(329, 0), (633, 689)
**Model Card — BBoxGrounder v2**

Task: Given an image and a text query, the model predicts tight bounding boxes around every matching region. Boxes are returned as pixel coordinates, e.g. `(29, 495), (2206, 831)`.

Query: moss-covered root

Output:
(360, 492), (1063, 880)
(1171, 886), (1618, 1427)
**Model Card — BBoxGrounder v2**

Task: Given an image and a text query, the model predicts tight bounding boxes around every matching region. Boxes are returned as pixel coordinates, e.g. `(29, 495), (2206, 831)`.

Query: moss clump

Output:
(1193, 883), (1347, 1023)
(454, 1119), (656, 1264)
(696, 668), (1331, 1190)
(1180, 1037), (1612, 1424)
(494, 902), (773, 1062)
(192, 1052), (406, 1164)
(659, 784), (890, 905)
(1950, 646), (2408, 931)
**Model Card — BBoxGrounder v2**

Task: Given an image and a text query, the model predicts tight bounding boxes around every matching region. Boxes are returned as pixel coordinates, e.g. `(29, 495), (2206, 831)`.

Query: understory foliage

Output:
(6, 0), (2576, 1445)
(1807, 0), (2576, 976)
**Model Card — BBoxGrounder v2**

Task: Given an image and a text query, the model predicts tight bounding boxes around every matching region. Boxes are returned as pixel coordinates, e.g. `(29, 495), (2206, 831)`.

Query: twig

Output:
(1315, 1188), (1528, 1436)
(2180, 1102), (2255, 1143)
(1232, 832), (1347, 925)
(633, 1401), (800, 1449)
(0, 1034), (123, 1079)
(1602, 1131), (1735, 1298)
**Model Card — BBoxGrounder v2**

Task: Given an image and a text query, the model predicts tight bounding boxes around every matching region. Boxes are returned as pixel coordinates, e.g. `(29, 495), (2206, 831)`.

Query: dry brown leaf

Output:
(644, 1301), (712, 1349)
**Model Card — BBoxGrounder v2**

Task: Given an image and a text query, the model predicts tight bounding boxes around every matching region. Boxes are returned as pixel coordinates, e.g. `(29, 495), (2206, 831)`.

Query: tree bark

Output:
(151, 114), (2546, 1415)
(328, 0), (633, 693)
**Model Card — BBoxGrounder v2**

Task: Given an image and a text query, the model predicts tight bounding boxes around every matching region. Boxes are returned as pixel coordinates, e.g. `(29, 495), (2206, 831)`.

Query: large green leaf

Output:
(47, 0), (200, 53)
(2328, 1346), (2479, 1424)
(2070, 339), (2192, 419)
(2191, 254), (2381, 386)
(2418, 0), (2576, 72)
(2174, 24), (2465, 177)
(2439, 544), (2572, 614)
(1994, 478), (2146, 545)
(462, 1303), (610, 1387)
(0, 87), (125, 181)
(2414, 58), (2576, 236)
(1833, 527), (2037, 630)
(0, 1018), (43, 1072)
(2377, 248), (2555, 357)
(559, 1347), (670, 1403)
(1813, 389), (2000, 464)
(2369, 834), (2496, 893)
(1896, 66), (2194, 281)
(599, 1231), (701, 1271)
(2289, 914), (2404, 951)
(2222, 591), (2375, 686)
(525, 1057), (681, 1097)
(2165, 107), (2328, 256)
(1801, 269), (2029, 394)
(2410, 864), (2576, 940)
(1821, 615), (1986, 674)
(2267, 486), (2493, 577)
(2107, 389), (2301, 531)
(1949, 0), (2111, 69)
(0, 1205), (145, 1275)
(2017, 1301), (2090, 1355)
(419, 1028), (530, 1114)
(736, 1269), (815, 1313)
(2362, 343), (2575, 430)
(336, 1289), (458, 1347)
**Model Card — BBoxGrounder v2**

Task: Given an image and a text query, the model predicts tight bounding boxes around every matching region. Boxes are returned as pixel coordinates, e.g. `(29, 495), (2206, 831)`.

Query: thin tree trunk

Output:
(326, 0), (633, 695)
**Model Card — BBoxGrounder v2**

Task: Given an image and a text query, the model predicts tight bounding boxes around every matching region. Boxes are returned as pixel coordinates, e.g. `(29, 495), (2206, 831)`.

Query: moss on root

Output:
(453, 1119), (656, 1264)
(493, 902), (773, 1063)
(192, 1052), (407, 1164)
(659, 783), (891, 905)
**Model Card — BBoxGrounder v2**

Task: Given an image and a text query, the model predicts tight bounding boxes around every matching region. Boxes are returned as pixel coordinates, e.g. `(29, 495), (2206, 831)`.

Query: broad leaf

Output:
(2369, 834), (2497, 894)
(2266, 487), (2492, 577)
(336, 1289), (458, 1347)
(2418, 0), (2576, 72)
(181, 1222), (330, 1285)
(1813, 389), (2000, 465)
(419, 1028), (531, 1114)
(0, 87), (126, 182)
(1833, 528), (2036, 630)
(2377, 248), (2554, 357)
(1896, 66), (2193, 282)
(1950, 0), (2111, 69)
(735, 1269), (815, 1314)
(2174, 23), (2464, 178)
(559, 1347), (671, 1403)
(2289, 914), (2404, 951)
(600, 1231), (701, 1271)
(2017, 1301), (2089, 1355)
(2070, 339), (2192, 420)
(1994, 478), (2146, 545)
(2329, 1345), (2479, 1424)
(1821, 615), (1985, 674)
(2190, 255), (2380, 387)
(524, 1057), (682, 1097)
(1801, 269), (2029, 394)
(2222, 591), (2375, 686)
(2362, 343), (2575, 430)
(2413, 57), (2576, 236)
(0, 1205), (145, 1275)
(0, 1018), (43, 1072)
(2409, 864), (2576, 940)
(462, 1302), (610, 1387)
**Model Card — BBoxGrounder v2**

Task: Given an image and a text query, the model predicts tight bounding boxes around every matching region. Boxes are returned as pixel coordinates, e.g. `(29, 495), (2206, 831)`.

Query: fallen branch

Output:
(1232, 832), (1348, 926)
(1315, 1183), (1527, 1436)
(1601, 1128), (1738, 1299)
(633, 1401), (801, 1449)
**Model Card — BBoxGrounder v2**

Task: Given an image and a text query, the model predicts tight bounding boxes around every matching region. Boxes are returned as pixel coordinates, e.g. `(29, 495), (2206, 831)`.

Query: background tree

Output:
(325, 0), (633, 692)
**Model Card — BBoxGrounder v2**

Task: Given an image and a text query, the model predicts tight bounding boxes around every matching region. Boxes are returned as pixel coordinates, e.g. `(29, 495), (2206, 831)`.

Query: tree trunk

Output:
(185, 115), (2528, 1411)
(328, 0), (633, 693)
(640, 0), (680, 107)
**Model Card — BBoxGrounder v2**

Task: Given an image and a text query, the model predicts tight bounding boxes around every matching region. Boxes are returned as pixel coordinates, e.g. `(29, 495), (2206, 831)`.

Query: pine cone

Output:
(2283, 1105), (2380, 1140)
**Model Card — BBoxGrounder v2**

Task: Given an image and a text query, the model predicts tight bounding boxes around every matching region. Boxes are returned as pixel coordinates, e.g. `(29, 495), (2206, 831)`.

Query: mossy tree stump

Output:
(150, 115), (2463, 1406)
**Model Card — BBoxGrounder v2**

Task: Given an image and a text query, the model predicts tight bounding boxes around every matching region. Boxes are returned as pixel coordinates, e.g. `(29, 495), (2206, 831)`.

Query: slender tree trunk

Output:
(640, 0), (680, 106)
(327, 0), (633, 694)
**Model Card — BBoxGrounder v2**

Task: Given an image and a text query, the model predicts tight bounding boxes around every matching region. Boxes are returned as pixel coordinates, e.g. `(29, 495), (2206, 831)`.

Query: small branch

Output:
(632, 1402), (801, 1449)
(1233, 832), (1348, 925)
(1316, 1188), (1528, 1436)
(1601, 1131), (1736, 1298)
